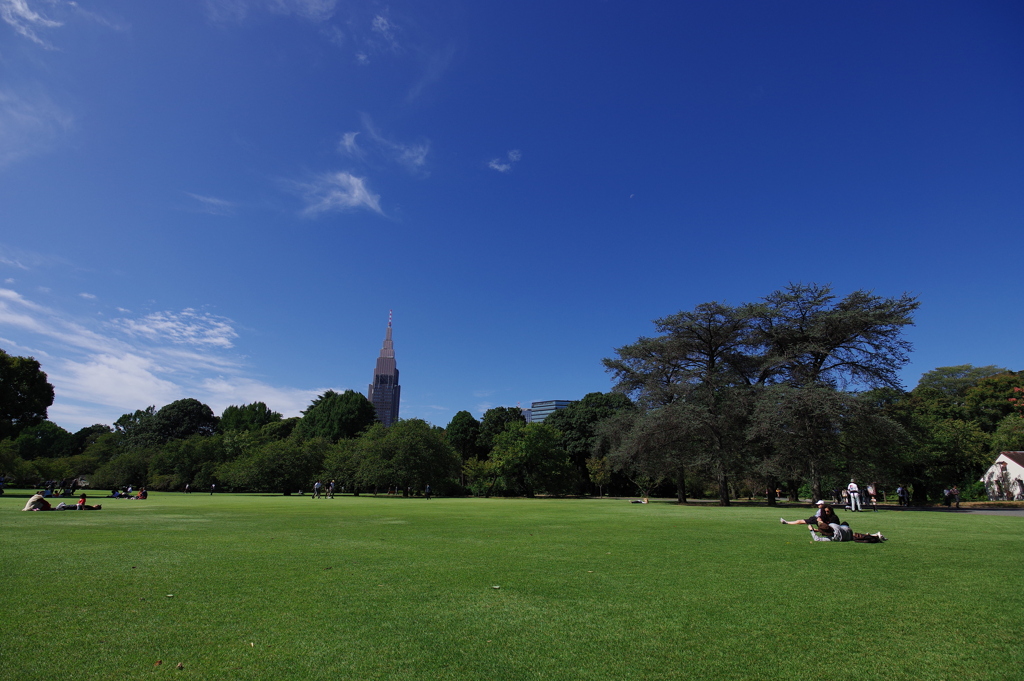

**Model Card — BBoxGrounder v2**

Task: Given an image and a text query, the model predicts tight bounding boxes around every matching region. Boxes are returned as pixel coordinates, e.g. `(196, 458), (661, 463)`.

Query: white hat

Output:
(814, 499), (825, 505)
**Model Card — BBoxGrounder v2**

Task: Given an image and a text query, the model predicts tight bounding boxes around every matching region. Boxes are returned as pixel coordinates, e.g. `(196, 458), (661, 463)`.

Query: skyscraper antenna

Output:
(388, 309), (392, 327)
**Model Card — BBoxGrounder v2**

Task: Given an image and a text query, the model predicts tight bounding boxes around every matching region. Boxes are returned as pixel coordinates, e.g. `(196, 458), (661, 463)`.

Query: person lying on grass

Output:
(76, 493), (102, 510)
(780, 499), (828, 525)
(808, 507), (885, 543)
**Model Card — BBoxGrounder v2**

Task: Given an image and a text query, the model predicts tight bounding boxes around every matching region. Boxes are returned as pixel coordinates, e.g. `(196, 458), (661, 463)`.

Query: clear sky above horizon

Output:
(1, 0), (1022, 433)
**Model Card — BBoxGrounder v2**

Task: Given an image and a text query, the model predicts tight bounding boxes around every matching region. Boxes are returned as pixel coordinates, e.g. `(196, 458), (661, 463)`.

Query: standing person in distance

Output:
(847, 478), (862, 512)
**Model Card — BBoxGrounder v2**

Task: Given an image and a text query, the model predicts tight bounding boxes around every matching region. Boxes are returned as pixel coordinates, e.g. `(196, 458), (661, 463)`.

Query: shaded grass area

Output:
(1, 493), (1021, 680)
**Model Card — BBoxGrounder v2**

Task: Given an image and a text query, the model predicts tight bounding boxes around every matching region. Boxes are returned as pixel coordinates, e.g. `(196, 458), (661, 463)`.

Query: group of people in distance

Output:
(311, 480), (336, 499)
(110, 486), (148, 499)
(780, 499), (887, 543)
(23, 492), (102, 511)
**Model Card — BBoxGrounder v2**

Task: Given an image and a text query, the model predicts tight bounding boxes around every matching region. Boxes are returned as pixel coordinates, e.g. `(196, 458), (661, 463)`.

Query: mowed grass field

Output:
(2, 493), (1021, 680)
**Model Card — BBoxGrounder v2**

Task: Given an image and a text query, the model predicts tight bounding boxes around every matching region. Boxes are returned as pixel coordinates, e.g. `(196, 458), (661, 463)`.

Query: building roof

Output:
(999, 451), (1024, 467)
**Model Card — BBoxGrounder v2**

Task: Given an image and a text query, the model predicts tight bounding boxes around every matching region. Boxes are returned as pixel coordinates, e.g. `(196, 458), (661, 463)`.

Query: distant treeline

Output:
(2, 284), (1022, 501)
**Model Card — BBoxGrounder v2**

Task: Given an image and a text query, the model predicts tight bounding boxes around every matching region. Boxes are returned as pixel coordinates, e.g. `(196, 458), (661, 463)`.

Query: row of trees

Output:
(1, 284), (1020, 500)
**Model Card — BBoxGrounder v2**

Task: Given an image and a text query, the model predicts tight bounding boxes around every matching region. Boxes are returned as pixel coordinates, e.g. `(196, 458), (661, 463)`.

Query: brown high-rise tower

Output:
(367, 311), (400, 426)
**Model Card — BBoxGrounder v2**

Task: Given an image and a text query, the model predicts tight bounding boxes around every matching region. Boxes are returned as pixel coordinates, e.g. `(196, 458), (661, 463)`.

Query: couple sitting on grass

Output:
(23, 492), (102, 511)
(781, 499), (886, 543)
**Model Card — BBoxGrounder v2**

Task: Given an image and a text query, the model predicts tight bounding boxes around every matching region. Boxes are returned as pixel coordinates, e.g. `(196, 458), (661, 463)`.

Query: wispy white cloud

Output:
(205, 0), (336, 23)
(339, 131), (362, 157)
(488, 149), (522, 173)
(113, 309), (239, 349)
(341, 115), (430, 174)
(0, 0), (62, 47)
(0, 89), (73, 168)
(371, 14), (398, 49)
(78, 292), (96, 300)
(0, 287), (331, 430)
(355, 52), (369, 65)
(186, 192), (236, 216)
(298, 171), (383, 216)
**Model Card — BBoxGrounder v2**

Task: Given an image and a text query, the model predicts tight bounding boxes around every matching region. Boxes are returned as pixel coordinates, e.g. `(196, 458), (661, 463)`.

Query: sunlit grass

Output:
(1, 492), (1020, 680)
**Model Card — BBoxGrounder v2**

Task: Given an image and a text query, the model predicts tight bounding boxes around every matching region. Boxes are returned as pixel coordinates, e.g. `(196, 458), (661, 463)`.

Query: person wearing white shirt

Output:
(847, 478), (862, 512)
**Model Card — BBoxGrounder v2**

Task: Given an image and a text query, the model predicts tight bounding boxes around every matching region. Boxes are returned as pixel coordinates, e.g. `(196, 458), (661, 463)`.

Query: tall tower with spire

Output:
(367, 311), (401, 426)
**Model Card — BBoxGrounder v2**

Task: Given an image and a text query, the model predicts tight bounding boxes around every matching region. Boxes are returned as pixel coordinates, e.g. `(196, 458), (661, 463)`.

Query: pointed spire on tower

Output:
(368, 311), (400, 426)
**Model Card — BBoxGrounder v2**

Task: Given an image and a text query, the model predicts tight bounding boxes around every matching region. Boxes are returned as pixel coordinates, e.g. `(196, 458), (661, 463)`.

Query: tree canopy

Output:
(294, 390), (376, 442)
(0, 349), (55, 440)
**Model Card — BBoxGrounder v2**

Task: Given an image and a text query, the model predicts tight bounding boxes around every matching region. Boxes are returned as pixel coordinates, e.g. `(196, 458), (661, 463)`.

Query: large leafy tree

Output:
(963, 372), (1022, 431)
(356, 419), (460, 494)
(154, 398), (219, 442)
(0, 349), (55, 440)
(915, 365), (1010, 399)
(598, 408), (692, 501)
(605, 302), (753, 505)
(749, 283), (919, 390)
(488, 423), (573, 497)
(295, 390), (376, 442)
(220, 402), (283, 433)
(218, 438), (328, 494)
(114, 406), (159, 450)
(14, 421), (75, 460)
(446, 410), (482, 462)
(604, 285), (918, 504)
(544, 392), (635, 476)
(476, 406), (527, 454)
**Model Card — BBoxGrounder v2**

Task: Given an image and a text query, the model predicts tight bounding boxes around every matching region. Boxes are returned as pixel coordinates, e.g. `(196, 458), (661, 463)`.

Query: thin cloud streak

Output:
(299, 171), (383, 215)
(0, 0), (62, 47)
(186, 193), (236, 216)
(0, 89), (73, 168)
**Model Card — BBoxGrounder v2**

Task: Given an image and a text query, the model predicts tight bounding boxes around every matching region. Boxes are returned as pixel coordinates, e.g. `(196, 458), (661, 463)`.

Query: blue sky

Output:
(1, 0), (1022, 432)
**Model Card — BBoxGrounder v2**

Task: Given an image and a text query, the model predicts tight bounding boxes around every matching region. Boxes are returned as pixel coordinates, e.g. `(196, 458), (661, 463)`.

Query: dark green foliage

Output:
(294, 390), (376, 442)
(544, 392), (635, 472)
(915, 364), (1010, 398)
(14, 420), (74, 460)
(963, 371), (1023, 431)
(70, 424), (113, 455)
(218, 438), (328, 494)
(488, 423), (574, 497)
(0, 348), (54, 440)
(153, 398), (219, 441)
(992, 414), (1024, 454)
(220, 401), (283, 433)
(261, 416), (300, 441)
(355, 419), (460, 493)
(445, 410), (482, 461)
(476, 406), (527, 453)
(604, 285), (920, 504)
(321, 438), (360, 491)
(113, 406), (158, 450)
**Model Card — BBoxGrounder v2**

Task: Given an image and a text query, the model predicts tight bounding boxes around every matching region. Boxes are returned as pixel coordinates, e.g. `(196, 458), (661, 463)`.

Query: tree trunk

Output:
(788, 479), (801, 502)
(675, 466), (687, 504)
(765, 475), (777, 506)
(717, 468), (730, 507)
(809, 461), (822, 502)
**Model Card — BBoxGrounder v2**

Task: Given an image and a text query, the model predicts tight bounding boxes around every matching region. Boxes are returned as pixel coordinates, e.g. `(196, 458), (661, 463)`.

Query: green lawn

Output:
(1, 492), (1020, 680)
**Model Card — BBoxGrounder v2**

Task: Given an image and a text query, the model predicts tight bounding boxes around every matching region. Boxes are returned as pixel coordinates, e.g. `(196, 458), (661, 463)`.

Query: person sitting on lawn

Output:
(780, 499), (829, 525)
(23, 493), (53, 511)
(809, 507), (885, 542)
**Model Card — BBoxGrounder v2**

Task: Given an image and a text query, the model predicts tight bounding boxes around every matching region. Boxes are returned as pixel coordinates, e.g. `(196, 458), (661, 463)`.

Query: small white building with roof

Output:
(981, 451), (1024, 501)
